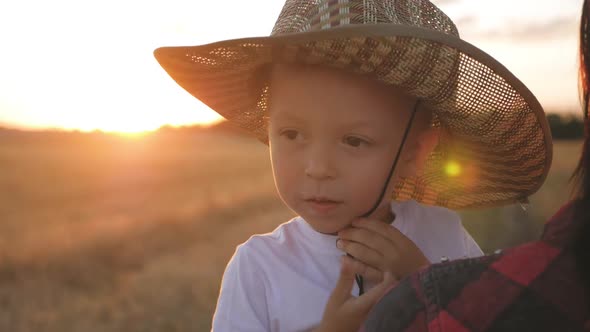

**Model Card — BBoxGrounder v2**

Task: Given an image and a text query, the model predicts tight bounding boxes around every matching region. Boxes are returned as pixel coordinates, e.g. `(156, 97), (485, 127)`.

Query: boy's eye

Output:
(281, 129), (300, 140)
(344, 136), (368, 147)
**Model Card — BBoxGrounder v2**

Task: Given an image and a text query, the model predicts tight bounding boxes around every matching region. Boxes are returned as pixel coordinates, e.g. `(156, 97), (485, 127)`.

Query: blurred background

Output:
(0, 0), (585, 331)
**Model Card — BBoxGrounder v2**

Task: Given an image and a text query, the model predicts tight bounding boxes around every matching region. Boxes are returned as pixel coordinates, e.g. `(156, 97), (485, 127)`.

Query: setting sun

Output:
(0, 0), (284, 133)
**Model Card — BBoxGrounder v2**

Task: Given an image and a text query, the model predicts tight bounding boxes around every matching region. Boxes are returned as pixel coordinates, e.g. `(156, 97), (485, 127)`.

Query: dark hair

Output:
(573, 0), (590, 299)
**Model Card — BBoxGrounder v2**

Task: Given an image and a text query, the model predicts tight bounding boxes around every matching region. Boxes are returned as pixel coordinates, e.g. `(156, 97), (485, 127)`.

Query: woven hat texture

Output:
(154, 0), (552, 209)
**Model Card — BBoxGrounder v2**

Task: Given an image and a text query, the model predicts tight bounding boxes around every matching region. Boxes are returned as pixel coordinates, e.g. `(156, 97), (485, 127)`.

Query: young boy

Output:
(153, 0), (552, 331)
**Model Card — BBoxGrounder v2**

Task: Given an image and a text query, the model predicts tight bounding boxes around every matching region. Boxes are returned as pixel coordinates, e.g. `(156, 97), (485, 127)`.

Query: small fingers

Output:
(345, 255), (384, 284)
(338, 227), (393, 255)
(327, 256), (357, 306)
(352, 218), (412, 249)
(337, 239), (384, 271)
(353, 271), (398, 310)
(351, 218), (429, 278)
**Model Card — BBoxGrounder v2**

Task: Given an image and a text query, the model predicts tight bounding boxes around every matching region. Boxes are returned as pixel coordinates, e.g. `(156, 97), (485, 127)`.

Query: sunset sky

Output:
(0, 0), (584, 133)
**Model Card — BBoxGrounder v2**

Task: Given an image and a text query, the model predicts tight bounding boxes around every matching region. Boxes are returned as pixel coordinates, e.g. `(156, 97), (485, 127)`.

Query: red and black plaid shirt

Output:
(365, 203), (590, 331)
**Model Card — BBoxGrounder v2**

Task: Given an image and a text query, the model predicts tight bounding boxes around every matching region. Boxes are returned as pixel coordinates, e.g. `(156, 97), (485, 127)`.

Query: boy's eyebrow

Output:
(272, 112), (380, 131)
(336, 119), (383, 132)
(342, 119), (373, 128)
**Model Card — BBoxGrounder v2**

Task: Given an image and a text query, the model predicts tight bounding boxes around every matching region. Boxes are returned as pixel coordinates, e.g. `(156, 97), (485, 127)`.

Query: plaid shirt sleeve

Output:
(364, 255), (499, 332)
(364, 203), (590, 332)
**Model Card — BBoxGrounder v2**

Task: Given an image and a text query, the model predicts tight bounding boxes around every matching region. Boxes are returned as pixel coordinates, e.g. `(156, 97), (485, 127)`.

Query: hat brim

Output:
(154, 24), (552, 210)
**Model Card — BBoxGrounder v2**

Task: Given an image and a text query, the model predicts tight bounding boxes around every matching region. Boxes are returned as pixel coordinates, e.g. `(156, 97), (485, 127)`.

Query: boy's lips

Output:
(303, 197), (342, 214)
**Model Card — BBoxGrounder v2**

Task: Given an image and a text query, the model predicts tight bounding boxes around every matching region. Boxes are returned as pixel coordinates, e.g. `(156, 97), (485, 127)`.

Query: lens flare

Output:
(445, 161), (462, 177)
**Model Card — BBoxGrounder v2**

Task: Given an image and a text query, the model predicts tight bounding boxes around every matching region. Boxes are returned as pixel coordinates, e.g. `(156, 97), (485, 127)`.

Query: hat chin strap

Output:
(354, 99), (421, 296)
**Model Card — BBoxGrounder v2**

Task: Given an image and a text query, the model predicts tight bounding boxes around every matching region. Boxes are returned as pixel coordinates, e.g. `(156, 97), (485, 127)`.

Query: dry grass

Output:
(0, 129), (582, 331)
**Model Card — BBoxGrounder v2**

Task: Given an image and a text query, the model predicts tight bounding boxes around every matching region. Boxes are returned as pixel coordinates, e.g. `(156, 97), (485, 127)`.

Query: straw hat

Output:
(154, 0), (552, 209)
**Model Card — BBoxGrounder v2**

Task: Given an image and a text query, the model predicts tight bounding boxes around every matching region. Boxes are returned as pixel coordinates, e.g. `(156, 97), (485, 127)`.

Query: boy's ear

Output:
(414, 127), (440, 174)
(401, 127), (440, 177)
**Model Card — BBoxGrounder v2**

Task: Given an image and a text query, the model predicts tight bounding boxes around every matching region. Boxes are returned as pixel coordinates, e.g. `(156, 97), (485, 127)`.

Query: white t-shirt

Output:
(212, 200), (482, 332)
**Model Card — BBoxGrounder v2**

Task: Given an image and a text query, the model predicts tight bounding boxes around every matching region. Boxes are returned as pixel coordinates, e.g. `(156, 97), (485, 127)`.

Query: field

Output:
(0, 128), (583, 331)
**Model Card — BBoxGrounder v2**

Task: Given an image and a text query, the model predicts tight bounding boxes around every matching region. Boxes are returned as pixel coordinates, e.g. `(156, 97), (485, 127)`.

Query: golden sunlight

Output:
(0, 0), (274, 133)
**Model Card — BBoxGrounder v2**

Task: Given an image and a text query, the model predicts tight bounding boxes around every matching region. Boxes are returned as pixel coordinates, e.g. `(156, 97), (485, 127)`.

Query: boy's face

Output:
(268, 65), (428, 234)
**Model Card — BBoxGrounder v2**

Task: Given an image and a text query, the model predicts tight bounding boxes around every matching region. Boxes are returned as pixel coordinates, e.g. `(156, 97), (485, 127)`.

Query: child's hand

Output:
(313, 255), (396, 332)
(336, 218), (429, 284)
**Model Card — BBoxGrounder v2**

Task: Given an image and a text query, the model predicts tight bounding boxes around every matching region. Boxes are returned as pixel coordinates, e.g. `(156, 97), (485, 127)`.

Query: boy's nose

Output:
(304, 148), (335, 180)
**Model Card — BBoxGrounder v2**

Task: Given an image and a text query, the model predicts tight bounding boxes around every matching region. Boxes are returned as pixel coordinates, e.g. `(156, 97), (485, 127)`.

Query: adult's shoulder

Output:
(542, 200), (579, 246)
(364, 255), (499, 332)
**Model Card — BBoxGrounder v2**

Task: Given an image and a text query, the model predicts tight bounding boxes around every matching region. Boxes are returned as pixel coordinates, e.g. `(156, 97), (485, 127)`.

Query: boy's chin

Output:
(303, 216), (352, 235)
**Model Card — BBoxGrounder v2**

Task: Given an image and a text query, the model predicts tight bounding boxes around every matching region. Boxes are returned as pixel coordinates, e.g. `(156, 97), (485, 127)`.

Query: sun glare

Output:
(445, 161), (462, 177)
